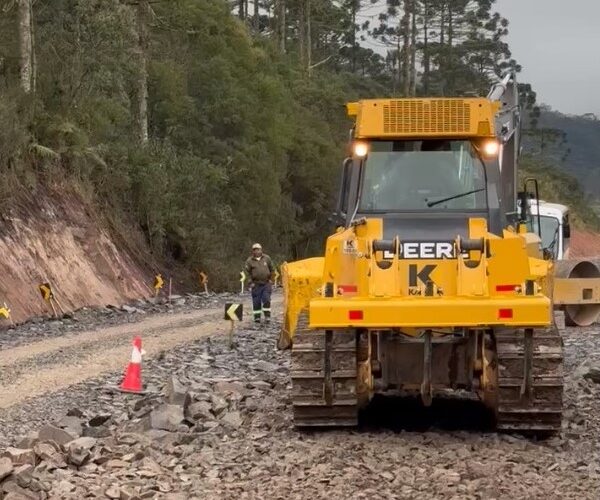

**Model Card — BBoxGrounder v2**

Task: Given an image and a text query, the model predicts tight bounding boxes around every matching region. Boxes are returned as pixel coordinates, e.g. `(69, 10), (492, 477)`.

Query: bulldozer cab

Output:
(337, 136), (506, 242)
(337, 75), (523, 243)
(359, 140), (485, 211)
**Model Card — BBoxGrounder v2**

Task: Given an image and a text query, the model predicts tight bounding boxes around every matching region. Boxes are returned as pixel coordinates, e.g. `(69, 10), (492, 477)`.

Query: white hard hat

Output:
(252, 243), (262, 250)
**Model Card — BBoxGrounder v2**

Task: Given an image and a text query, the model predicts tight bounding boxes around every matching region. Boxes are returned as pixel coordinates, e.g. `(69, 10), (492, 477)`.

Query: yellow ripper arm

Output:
(279, 257), (324, 349)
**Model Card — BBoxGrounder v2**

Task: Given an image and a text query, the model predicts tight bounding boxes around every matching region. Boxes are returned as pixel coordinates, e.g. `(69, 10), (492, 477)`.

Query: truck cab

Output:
(528, 200), (571, 260)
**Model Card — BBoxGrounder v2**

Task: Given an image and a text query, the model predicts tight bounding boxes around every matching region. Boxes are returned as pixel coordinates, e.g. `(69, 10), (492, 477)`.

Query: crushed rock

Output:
(0, 304), (598, 498)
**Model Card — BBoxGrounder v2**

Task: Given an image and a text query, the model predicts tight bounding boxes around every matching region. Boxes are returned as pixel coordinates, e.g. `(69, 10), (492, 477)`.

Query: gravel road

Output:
(0, 298), (598, 499)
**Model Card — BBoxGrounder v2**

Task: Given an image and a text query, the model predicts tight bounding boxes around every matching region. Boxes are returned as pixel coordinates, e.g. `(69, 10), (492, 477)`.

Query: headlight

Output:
(353, 141), (369, 158)
(482, 140), (500, 157)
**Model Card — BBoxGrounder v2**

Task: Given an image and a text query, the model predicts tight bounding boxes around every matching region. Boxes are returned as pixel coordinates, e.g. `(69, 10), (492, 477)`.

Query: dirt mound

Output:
(569, 230), (600, 259)
(0, 190), (154, 323)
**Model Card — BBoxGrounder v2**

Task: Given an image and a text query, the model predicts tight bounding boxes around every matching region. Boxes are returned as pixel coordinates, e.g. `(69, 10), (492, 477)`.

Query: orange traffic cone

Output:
(120, 336), (145, 393)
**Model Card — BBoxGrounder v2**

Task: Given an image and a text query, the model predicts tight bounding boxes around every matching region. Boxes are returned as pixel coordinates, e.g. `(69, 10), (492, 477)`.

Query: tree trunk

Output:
(447, 4), (453, 94)
(17, 0), (34, 94)
(423, 0), (430, 93)
(279, 0), (287, 54)
(136, 0), (150, 145)
(306, 0), (312, 74)
(299, 0), (306, 67)
(396, 37), (401, 94)
(439, 1), (446, 95)
(30, 0), (37, 93)
(254, 0), (259, 30)
(440, 1), (445, 46)
(351, 0), (357, 72)
(276, 0), (286, 53)
(238, 0), (245, 20)
(410, 0), (417, 96)
(448, 5), (453, 47)
(401, 0), (410, 96)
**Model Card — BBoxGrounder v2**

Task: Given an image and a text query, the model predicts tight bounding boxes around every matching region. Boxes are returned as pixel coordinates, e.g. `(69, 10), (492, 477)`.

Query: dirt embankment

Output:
(570, 230), (600, 258)
(0, 190), (154, 323)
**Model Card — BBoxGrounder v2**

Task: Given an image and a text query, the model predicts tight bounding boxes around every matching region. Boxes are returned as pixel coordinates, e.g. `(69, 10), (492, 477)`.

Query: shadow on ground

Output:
(359, 394), (495, 433)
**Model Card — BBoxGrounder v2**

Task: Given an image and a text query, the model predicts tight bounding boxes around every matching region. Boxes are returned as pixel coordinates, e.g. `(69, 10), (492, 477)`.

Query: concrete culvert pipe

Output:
(554, 259), (600, 327)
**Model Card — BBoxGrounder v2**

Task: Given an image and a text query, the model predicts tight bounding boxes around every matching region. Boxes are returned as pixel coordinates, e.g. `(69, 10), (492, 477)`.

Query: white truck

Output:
(530, 200), (571, 260)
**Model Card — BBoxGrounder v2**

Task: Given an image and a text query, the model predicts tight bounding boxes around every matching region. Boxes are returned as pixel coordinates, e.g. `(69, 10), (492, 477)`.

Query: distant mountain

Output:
(528, 109), (600, 199)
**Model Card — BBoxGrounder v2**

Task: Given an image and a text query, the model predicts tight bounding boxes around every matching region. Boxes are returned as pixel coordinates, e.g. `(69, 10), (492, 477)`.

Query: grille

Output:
(383, 99), (471, 134)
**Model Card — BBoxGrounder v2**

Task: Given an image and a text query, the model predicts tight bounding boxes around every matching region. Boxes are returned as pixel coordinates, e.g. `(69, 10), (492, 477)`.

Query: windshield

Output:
(359, 140), (487, 211)
(531, 215), (560, 250)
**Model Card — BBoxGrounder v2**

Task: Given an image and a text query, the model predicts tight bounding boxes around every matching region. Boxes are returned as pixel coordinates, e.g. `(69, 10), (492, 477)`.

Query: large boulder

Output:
(0, 457), (13, 481)
(3, 448), (36, 467)
(150, 405), (185, 432)
(164, 376), (188, 405)
(38, 425), (78, 447)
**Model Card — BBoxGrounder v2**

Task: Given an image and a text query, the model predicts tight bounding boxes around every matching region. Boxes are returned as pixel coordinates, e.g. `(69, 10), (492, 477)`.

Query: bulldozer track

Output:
(495, 327), (563, 434)
(291, 312), (359, 427)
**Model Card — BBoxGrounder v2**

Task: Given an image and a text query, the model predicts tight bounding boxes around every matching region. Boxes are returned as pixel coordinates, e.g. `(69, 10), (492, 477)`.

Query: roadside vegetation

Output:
(0, 0), (596, 286)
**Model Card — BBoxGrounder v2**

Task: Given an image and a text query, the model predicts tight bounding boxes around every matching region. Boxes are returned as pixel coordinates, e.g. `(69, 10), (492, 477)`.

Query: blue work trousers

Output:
(251, 283), (272, 322)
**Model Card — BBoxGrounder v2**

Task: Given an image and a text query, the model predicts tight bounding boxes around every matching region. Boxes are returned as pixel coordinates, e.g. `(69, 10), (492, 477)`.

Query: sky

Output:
(496, 0), (600, 116)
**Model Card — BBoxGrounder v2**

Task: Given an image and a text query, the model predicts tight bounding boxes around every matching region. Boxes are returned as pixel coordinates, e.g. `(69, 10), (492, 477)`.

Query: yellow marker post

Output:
(224, 303), (243, 348)
(39, 283), (53, 301)
(0, 304), (10, 320)
(153, 274), (164, 297)
(38, 282), (58, 317)
(240, 271), (246, 295)
(0, 303), (13, 327)
(200, 271), (209, 296)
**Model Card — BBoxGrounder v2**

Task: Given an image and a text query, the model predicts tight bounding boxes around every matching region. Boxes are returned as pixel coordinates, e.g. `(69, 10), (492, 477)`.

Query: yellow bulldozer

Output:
(280, 73), (600, 434)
